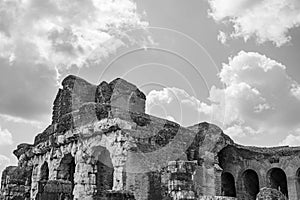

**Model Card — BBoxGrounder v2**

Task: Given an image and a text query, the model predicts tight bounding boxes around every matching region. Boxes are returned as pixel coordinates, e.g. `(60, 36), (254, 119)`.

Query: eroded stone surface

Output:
(1, 75), (300, 200)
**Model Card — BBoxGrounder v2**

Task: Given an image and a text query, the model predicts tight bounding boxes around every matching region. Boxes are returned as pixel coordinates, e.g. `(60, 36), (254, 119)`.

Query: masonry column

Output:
(73, 149), (96, 199)
(214, 164), (223, 196)
(167, 160), (197, 200)
(287, 176), (298, 200)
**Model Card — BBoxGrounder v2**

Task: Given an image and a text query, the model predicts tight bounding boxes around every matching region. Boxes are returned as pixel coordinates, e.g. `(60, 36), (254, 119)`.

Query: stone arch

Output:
(267, 167), (288, 198)
(221, 172), (236, 197)
(40, 161), (49, 181)
(95, 147), (114, 194)
(242, 169), (259, 200)
(57, 154), (76, 189)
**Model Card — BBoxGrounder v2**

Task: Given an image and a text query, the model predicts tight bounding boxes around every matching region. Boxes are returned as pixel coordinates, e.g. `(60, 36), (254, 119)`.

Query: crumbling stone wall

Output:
(1, 166), (32, 199)
(1, 75), (300, 200)
(186, 123), (233, 197)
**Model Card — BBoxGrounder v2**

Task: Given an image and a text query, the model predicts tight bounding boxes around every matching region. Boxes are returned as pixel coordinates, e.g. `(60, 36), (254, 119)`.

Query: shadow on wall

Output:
(221, 172), (236, 197)
(267, 168), (288, 198)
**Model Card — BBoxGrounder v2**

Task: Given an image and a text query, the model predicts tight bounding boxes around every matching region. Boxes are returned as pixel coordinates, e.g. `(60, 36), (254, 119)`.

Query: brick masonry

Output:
(1, 75), (300, 200)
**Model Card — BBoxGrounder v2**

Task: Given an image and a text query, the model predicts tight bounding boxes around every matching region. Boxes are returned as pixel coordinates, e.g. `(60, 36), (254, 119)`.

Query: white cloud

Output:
(207, 0), (300, 46)
(0, 0), (148, 69)
(146, 51), (300, 143)
(254, 103), (271, 113)
(146, 88), (175, 107)
(0, 114), (42, 127)
(0, 126), (13, 146)
(224, 124), (261, 138)
(291, 84), (300, 100)
(204, 51), (300, 139)
(279, 129), (300, 146)
(146, 87), (203, 112)
(146, 87), (206, 126)
(217, 31), (228, 44)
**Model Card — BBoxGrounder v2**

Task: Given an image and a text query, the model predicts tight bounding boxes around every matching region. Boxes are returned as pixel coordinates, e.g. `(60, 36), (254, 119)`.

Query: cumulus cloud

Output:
(279, 129), (300, 146)
(146, 87), (207, 126)
(224, 125), (261, 138)
(0, 126), (13, 146)
(146, 51), (300, 144)
(207, 0), (300, 46)
(0, 0), (148, 69)
(146, 87), (201, 110)
(203, 51), (300, 140)
(0, 0), (148, 121)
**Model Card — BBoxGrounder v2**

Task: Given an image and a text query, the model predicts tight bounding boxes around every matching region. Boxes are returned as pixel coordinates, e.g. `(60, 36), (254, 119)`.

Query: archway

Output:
(40, 161), (49, 181)
(96, 148), (114, 193)
(57, 154), (76, 189)
(267, 168), (288, 198)
(221, 172), (236, 197)
(242, 169), (259, 200)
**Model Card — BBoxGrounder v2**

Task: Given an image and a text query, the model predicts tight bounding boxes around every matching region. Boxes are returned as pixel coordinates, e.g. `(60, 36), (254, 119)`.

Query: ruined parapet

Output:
(1, 143), (34, 200)
(95, 78), (146, 114)
(51, 75), (146, 136)
(33, 75), (147, 148)
(52, 75), (97, 124)
(167, 161), (198, 200)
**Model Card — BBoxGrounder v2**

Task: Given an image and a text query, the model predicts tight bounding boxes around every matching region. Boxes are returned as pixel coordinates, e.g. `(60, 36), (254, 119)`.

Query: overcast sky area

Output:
(0, 0), (300, 175)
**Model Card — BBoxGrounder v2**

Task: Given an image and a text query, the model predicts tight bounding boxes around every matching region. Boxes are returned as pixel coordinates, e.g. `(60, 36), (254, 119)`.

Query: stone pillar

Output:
(73, 150), (97, 199)
(30, 164), (40, 199)
(287, 176), (298, 200)
(108, 130), (129, 191)
(193, 165), (204, 196)
(167, 160), (197, 200)
(214, 164), (223, 196)
(202, 163), (216, 196)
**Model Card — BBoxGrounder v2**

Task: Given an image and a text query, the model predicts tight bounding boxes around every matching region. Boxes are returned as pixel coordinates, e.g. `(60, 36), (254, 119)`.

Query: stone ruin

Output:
(1, 75), (300, 200)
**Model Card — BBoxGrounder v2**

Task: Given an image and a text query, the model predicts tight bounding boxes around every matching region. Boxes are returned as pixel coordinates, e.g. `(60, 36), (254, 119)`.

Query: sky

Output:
(0, 0), (300, 175)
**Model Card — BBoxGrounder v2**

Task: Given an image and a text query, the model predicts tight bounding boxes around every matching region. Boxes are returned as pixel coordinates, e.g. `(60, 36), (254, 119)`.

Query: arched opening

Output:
(242, 169), (259, 200)
(57, 154), (76, 190)
(221, 172), (236, 197)
(96, 148), (114, 193)
(267, 168), (288, 198)
(40, 161), (49, 181)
